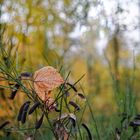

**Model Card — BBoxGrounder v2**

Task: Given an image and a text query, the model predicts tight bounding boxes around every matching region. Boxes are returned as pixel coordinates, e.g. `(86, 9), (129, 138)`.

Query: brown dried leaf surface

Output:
(33, 66), (64, 101)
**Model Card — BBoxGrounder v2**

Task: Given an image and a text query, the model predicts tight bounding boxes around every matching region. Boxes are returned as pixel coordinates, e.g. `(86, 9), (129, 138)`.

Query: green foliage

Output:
(0, 0), (140, 139)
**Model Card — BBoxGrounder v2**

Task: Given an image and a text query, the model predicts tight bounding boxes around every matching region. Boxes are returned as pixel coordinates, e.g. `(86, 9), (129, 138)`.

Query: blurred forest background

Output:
(0, 0), (140, 139)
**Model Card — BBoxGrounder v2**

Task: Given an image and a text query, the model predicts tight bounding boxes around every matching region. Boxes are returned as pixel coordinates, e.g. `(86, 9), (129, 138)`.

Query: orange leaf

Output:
(33, 66), (64, 101)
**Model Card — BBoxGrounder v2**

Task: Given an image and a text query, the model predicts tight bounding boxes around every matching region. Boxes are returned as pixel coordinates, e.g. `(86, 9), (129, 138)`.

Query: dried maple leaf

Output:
(33, 66), (64, 101)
